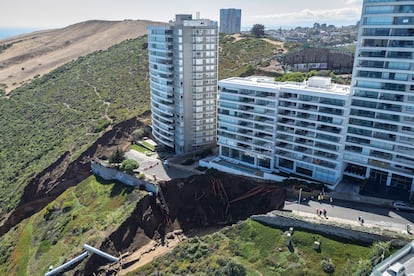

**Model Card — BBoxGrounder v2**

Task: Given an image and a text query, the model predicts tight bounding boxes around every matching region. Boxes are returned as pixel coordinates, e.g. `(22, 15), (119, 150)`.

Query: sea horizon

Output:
(0, 28), (40, 40)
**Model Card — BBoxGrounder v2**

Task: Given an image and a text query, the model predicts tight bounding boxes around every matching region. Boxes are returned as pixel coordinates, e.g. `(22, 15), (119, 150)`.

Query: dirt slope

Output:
(0, 19), (167, 93)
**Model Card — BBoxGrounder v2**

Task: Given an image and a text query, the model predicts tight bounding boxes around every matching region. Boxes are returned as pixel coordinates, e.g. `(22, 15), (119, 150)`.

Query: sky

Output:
(2, 0), (363, 31)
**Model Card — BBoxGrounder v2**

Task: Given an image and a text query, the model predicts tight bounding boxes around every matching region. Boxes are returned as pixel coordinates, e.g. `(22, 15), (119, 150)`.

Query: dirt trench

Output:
(0, 114), (149, 237)
(81, 171), (286, 275)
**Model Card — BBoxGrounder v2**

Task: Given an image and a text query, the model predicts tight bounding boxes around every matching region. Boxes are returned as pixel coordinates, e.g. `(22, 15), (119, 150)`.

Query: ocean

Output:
(0, 28), (39, 40)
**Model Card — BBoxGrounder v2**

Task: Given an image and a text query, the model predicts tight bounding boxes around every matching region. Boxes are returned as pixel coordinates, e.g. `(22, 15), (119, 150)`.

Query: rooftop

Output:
(219, 76), (350, 96)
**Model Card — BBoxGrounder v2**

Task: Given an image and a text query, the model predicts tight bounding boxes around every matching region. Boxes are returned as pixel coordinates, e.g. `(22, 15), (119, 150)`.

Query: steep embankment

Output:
(0, 20), (166, 93)
(0, 35), (151, 222)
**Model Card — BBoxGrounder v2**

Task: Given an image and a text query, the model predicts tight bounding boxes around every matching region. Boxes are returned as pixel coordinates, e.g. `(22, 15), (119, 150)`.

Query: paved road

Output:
(125, 150), (196, 181)
(285, 198), (414, 233)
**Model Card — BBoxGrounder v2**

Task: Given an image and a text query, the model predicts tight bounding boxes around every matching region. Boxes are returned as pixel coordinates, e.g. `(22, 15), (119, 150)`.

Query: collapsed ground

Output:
(0, 116), (286, 274)
(81, 171), (286, 275)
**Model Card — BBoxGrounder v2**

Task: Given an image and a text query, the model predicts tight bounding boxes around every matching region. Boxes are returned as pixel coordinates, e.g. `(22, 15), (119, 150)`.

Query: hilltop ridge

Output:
(0, 19), (166, 93)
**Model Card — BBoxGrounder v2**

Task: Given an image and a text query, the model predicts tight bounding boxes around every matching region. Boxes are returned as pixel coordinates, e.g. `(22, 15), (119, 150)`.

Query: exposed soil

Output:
(0, 113), (150, 236)
(81, 172), (286, 275)
(0, 111), (286, 274)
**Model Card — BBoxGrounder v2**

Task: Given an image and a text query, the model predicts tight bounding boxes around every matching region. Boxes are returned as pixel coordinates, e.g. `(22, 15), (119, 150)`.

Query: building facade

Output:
(219, 9), (241, 34)
(344, 0), (414, 191)
(148, 15), (218, 154)
(217, 76), (350, 185)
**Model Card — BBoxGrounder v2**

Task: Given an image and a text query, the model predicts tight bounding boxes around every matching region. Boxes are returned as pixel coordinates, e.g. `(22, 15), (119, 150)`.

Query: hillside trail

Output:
(0, 20), (167, 94)
(76, 70), (113, 124)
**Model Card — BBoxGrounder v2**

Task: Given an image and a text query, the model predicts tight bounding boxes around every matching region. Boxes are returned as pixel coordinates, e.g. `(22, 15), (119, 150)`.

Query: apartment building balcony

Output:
(295, 138), (314, 146)
(316, 141), (338, 152)
(314, 150), (338, 161)
(239, 129), (254, 136)
(279, 118), (295, 125)
(294, 146), (312, 155)
(253, 140), (272, 149)
(255, 124), (274, 134)
(152, 104), (174, 117)
(255, 132), (273, 141)
(316, 133), (340, 143)
(277, 134), (294, 142)
(276, 142), (294, 150)
(280, 93), (297, 99)
(395, 145), (414, 156)
(295, 129), (315, 138)
(319, 107), (343, 116)
(278, 126), (295, 134)
(279, 101), (297, 108)
(297, 113), (317, 120)
(238, 120), (254, 128)
(317, 125), (341, 134)
(299, 104), (318, 112)
(296, 121), (316, 129)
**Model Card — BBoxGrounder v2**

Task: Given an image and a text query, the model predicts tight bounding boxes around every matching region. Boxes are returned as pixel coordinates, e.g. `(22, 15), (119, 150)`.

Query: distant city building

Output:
(217, 76), (350, 185)
(343, 0), (414, 193)
(220, 9), (241, 34)
(148, 14), (218, 154)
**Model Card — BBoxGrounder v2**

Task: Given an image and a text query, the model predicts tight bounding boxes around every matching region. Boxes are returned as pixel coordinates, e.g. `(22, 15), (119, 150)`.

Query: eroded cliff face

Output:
(82, 171), (286, 275)
(0, 116), (145, 237)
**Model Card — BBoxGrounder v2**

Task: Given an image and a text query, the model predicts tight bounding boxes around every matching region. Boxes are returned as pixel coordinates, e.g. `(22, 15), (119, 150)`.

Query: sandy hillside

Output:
(0, 19), (167, 93)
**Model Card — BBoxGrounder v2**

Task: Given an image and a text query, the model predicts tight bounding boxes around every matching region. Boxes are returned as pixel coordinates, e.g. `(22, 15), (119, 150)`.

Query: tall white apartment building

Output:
(148, 14), (218, 154)
(344, 0), (414, 191)
(218, 76), (350, 185)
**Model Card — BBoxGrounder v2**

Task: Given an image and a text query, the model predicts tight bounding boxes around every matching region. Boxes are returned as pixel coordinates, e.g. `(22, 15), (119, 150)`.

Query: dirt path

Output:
(118, 232), (184, 275)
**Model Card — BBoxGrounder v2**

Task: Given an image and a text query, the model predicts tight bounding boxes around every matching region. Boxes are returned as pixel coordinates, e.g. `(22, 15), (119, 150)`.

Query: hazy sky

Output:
(2, 0), (363, 30)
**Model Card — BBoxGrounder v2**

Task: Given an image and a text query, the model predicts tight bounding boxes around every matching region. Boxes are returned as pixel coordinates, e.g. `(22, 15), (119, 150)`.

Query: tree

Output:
(251, 24), (265, 38)
(109, 147), (125, 164)
(120, 159), (139, 174)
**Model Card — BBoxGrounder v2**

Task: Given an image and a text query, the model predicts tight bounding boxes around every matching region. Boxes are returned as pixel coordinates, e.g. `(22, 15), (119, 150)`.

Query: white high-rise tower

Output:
(148, 14), (218, 154)
(344, 0), (414, 193)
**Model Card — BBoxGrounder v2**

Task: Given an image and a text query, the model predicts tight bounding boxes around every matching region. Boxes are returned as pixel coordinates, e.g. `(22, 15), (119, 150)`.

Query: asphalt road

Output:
(125, 150), (196, 181)
(285, 198), (414, 233)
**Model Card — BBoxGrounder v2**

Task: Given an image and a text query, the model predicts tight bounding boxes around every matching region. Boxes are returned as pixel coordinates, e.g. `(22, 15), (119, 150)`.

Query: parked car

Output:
(392, 201), (414, 212)
(382, 262), (405, 276)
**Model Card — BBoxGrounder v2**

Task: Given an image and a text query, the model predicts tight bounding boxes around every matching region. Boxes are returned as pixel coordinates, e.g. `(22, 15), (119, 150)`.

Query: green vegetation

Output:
(133, 219), (379, 275)
(0, 175), (143, 275)
(250, 24), (265, 38)
(274, 70), (350, 85)
(131, 144), (150, 154)
(0, 36), (150, 217)
(120, 159), (139, 173)
(108, 147), (126, 164)
(219, 34), (275, 80)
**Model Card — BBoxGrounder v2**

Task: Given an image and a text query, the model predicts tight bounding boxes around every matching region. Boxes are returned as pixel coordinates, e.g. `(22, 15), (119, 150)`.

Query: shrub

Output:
(61, 201), (73, 213)
(221, 259), (246, 276)
(320, 259), (335, 274)
(109, 147), (125, 163)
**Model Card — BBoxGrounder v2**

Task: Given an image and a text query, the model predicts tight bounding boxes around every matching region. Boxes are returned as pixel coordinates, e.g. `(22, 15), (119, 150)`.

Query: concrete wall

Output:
(91, 160), (158, 194)
(251, 211), (407, 246)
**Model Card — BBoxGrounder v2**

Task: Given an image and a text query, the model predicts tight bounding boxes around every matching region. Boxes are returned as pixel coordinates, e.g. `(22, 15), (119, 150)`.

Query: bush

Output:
(120, 159), (139, 174)
(61, 201), (73, 213)
(320, 259), (335, 274)
(221, 259), (246, 276)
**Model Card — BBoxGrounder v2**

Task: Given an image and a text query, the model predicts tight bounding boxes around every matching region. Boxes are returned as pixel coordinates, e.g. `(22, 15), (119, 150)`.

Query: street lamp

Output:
(297, 188), (302, 213)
